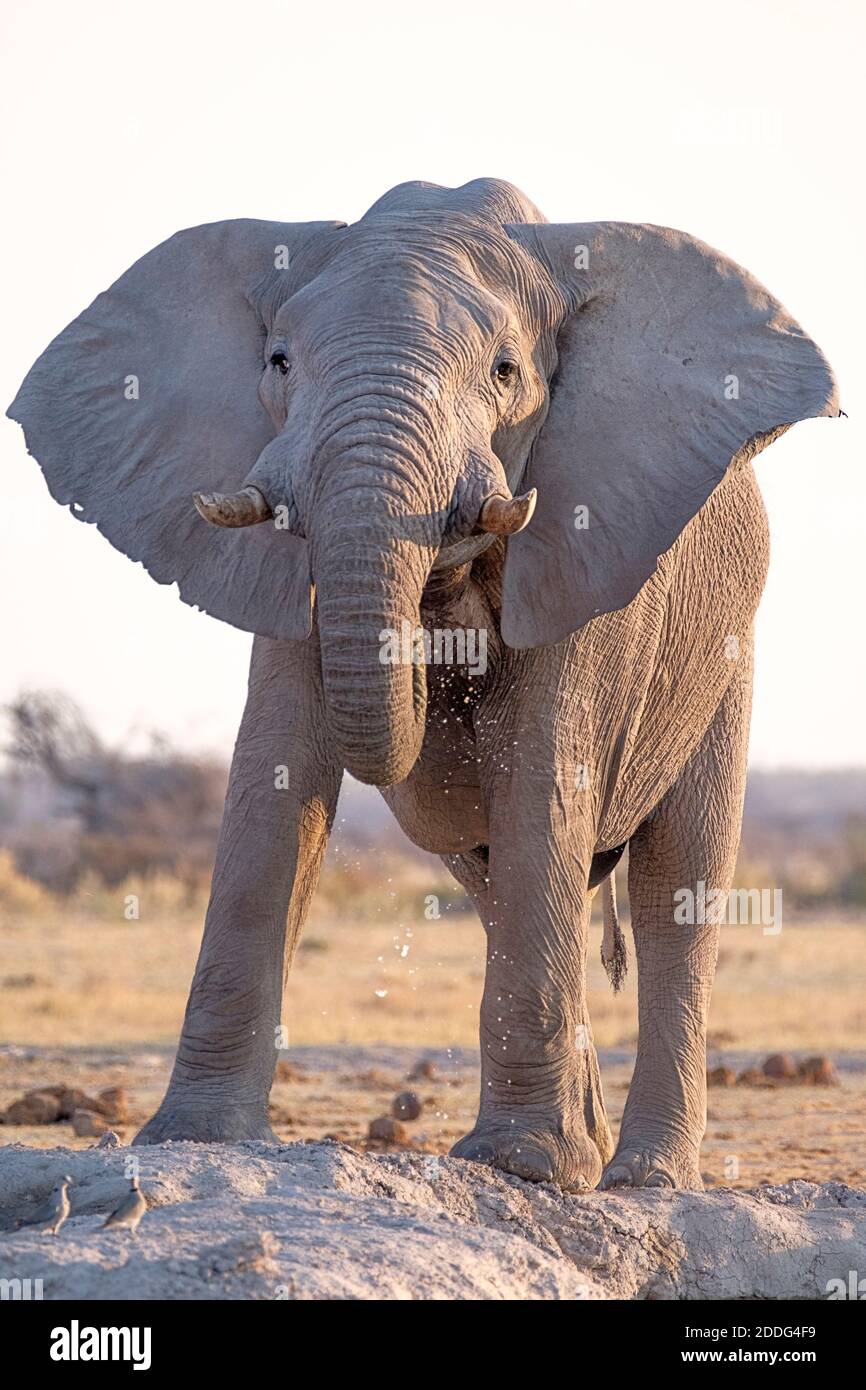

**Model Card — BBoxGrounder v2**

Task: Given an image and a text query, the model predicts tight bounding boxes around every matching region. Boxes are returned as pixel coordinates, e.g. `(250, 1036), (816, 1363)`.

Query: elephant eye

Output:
(493, 358), (518, 386)
(270, 350), (290, 376)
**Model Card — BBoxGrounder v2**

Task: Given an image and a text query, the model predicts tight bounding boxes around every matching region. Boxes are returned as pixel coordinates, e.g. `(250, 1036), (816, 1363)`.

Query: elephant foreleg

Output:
(601, 646), (752, 1191)
(135, 634), (341, 1144)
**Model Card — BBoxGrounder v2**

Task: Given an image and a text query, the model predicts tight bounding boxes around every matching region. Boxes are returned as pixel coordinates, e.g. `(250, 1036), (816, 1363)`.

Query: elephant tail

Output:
(600, 871), (628, 993)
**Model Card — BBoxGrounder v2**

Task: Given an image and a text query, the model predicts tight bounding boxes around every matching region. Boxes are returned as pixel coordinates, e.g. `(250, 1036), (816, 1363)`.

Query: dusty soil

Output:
(2, 1042), (864, 1191)
(1, 1139), (863, 1300)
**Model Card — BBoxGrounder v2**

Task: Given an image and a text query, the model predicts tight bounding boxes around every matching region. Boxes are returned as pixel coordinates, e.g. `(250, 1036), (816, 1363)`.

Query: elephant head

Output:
(8, 179), (838, 785)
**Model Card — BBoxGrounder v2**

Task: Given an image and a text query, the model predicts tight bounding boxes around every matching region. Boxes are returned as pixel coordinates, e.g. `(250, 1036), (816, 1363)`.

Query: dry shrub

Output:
(2, 690), (226, 896)
(315, 849), (468, 924)
(0, 848), (52, 914)
(66, 870), (208, 919)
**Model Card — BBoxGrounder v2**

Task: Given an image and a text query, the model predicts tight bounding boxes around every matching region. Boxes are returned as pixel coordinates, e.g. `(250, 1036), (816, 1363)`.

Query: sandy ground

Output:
(1, 1140), (863, 1300)
(1, 908), (864, 1189)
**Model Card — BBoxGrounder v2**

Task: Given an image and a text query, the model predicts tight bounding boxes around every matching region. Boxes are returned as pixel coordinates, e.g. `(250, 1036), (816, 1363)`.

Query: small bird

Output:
(40, 1175), (73, 1236)
(102, 1175), (147, 1235)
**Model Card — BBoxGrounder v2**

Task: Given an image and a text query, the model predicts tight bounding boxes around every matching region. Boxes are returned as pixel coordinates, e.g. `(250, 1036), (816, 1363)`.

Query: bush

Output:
(0, 848), (51, 913)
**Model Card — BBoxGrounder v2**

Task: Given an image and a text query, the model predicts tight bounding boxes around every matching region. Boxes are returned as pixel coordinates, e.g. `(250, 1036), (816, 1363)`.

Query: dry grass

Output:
(1, 888), (864, 1052)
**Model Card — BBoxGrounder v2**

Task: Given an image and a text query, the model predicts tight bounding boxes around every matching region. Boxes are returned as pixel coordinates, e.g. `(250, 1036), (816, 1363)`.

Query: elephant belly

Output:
(381, 766), (488, 855)
(379, 706), (488, 855)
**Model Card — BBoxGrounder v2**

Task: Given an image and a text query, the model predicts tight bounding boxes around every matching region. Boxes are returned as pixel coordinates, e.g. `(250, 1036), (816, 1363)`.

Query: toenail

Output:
(465, 1139), (495, 1164)
(603, 1166), (634, 1188)
(646, 1170), (675, 1188)
(509, 1145), (554, 1180)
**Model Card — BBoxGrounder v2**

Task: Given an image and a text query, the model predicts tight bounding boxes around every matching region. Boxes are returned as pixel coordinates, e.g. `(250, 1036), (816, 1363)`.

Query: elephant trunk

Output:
(311, 459), (435, 787)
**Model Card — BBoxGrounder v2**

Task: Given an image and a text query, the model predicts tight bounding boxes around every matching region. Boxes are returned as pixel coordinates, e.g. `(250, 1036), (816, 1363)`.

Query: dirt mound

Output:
(0, 1141), (863, 1300)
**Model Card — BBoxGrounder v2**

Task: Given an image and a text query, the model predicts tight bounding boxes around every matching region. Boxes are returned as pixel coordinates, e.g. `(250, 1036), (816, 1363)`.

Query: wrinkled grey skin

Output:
(9, 179), (838, 1190)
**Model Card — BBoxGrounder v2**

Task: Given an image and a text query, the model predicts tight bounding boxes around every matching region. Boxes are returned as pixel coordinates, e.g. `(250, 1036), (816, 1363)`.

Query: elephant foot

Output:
(599, 1144), (703, 1192)
(133, 1099), (279, 1146)
(451, 1120), (603, 1190)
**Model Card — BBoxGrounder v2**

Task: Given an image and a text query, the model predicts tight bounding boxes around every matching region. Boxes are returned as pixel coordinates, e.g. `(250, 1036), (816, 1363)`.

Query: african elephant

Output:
(8, 178), (838, 1190)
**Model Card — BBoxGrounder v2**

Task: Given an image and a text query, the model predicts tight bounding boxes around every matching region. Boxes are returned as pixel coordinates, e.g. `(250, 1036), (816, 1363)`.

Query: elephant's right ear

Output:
(7, 218), (343, 640)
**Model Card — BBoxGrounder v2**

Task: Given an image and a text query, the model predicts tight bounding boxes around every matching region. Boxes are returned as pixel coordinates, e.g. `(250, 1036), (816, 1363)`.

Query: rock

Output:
(408, 1059), (437, 1081)
(799, 1055), (839, 1086)
(55, 1087), (129, 1124)
(1, 1085), (121, 1126)
(71, 1109), (109, 1138)
(392, 1090), (422, 1120)
(737, 1067), (772, 1087)
(274, 1060), (304, 1084)
(368, 1115), (409, 1144)
(352, 1069), (392, 1089)
(97, 1130), (121, 1149)
(94, 1088), (130, 1123)
(4, 1092), (63, 1125)
(0, 1142), (863, 1300)
(762, 1053), (798, 1081)
(707, 1066), (736, 1088)
(58, 1089), (90, 1118)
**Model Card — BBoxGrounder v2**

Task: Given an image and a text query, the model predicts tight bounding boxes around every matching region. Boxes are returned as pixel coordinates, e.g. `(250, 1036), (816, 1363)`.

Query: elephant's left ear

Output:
(501, 222), (840, 649)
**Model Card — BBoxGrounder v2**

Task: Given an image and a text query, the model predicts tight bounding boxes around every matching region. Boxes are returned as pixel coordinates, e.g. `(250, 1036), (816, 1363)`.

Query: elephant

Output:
(8, 178), (838, 1191)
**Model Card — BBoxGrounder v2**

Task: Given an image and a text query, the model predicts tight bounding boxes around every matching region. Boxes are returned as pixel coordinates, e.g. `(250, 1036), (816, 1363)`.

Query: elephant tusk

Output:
(192, 485), (272, 528)
(477, 488), (537, 536)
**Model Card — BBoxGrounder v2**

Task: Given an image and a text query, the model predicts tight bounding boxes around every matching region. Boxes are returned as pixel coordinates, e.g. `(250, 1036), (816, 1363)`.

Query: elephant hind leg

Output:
(600, 644), (753, 1192)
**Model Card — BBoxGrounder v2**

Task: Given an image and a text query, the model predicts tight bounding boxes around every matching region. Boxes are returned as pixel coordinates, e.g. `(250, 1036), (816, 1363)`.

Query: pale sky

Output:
(1, 0), (863, 767)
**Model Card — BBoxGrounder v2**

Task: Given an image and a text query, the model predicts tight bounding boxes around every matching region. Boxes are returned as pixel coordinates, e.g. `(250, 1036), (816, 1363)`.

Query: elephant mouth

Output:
(431, 532), (497, 571)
